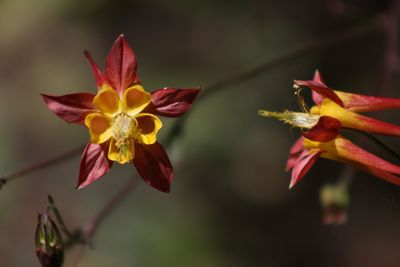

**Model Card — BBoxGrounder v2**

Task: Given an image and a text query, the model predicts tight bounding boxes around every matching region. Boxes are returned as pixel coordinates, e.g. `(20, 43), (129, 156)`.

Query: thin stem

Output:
(70, 177), (135, 265)
(47, 195), (74, 239)
(336, 165), (355, 189)
(354, 130), (400, 162)
(81, 177), (136, 244)
(342, 127), (400, 161)
(2, 144), (85, 183)
(164, 17), (379, 146)
(199, 19), (378, 101)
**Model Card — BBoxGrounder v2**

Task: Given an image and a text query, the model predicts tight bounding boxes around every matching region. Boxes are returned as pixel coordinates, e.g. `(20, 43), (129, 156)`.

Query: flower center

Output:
(112, 113), (138, 148)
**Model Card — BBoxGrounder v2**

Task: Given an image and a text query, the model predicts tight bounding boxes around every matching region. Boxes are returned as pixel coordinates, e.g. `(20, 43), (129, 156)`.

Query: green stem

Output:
(47, 195), (74, 240)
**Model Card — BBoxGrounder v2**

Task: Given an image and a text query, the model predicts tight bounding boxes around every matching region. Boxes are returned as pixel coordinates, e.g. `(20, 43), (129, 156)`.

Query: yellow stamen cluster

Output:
(112, 113), (138, 148)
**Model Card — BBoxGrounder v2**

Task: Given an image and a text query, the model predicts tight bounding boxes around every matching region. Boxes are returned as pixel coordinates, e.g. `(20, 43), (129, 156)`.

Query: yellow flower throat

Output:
(111, 113), (141, 162)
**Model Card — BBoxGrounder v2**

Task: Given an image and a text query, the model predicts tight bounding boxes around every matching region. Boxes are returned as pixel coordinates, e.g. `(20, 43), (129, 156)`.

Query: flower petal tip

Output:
(288, 182), (295, 190)
(160, 186), (171, 193)
(313, 69), (324, 83)
(75, 183), (85, 190)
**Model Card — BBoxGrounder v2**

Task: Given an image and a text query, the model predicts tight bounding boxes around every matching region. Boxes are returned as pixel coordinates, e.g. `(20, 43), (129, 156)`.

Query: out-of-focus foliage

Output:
(1, 0), (400, 267)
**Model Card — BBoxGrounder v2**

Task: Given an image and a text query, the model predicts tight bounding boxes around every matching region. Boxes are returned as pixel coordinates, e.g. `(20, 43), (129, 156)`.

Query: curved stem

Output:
(350, 129), (400, 162)
(2, 144), (85, 183)
(70, 177), (135, 265)
(81, 177), (135, 243)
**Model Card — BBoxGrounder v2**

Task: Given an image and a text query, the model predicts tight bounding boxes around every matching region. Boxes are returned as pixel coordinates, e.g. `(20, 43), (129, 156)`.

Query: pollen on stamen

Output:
(112, 113), (136, 147)
(110, 113), (138, 163)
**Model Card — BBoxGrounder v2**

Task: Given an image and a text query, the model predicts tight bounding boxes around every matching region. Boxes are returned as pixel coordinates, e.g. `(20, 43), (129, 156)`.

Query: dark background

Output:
(1, 0), (400, 266)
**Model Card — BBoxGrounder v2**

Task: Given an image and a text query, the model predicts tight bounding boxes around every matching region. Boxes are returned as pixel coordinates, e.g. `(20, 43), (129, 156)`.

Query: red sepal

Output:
(105, 34), (138, 95)
(41, 93), (95, 124)
(286, 137), (305, 171)
(133, 142), (173, 193)
(302, 116), (341, 142)
(295, 70), (343, 107)
(84, 50), (107, 89)
(289, 150), (322, 189)
(144, 88), (201, 117)
(77, 142), (113, 189)
(311, 70), (325, 105)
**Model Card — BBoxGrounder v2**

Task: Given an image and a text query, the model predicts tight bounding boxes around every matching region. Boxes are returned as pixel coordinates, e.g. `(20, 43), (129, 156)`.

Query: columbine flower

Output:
(42, 35), (200, 192)
(259, 70), (400, 188)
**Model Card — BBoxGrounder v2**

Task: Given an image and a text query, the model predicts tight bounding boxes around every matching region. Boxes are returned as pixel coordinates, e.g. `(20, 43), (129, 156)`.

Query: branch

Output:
(80, 177), (135, 244)
(164, 17), (379, 146)
(70, 177), (135, 265)
(1, 144), (85, 185)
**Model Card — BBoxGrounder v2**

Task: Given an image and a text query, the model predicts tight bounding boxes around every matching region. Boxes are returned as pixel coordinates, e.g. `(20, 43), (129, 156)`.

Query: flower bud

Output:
(320, 183), (349, 225)
(35, 213), (64, 267)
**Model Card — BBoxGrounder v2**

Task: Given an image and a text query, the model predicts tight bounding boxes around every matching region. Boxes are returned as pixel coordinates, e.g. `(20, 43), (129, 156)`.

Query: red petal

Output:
(302, 116), (341, 142)
(311, 70), (325, 105)
(77, 142), (113, 189)
(313, 70), (325, 84)
(289, 151), (322, 189)
(335, 90), (400, 112)
(133, 142), (173, 193)
(295, 72), (343, 107)
(41, 93), (96, 124)
(84, 50), (107, 89)
(286, 137), (305, 170)
(105, 34), (138, 95)
(144, 88), (201, 117)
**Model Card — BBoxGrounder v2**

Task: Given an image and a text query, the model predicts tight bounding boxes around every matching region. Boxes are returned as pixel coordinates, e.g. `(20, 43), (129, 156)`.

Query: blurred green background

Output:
(1, 0), (400, 266)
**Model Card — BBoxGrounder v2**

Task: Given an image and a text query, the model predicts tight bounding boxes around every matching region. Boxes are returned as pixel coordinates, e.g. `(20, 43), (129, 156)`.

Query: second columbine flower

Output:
(260, 70), (400, 188)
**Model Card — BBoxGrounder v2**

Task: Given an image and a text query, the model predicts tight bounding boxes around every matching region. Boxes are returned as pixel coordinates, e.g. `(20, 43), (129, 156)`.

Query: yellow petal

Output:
(135, 113), (162, 145)
(85, 113), (113, 144)
(108, 138), (134, 164)
(93, 84), (121, 115)
(319, 99), (363, 129)
(122, 85), (151, 116)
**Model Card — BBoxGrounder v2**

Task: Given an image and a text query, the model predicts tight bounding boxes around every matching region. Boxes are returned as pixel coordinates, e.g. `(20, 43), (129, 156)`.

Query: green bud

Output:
(35, 213), (64, 267)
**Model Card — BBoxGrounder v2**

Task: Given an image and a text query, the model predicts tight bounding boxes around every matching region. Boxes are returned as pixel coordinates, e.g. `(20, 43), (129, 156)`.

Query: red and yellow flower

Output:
(260, 71), (400, 188)
(42, 35), (200, 192)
